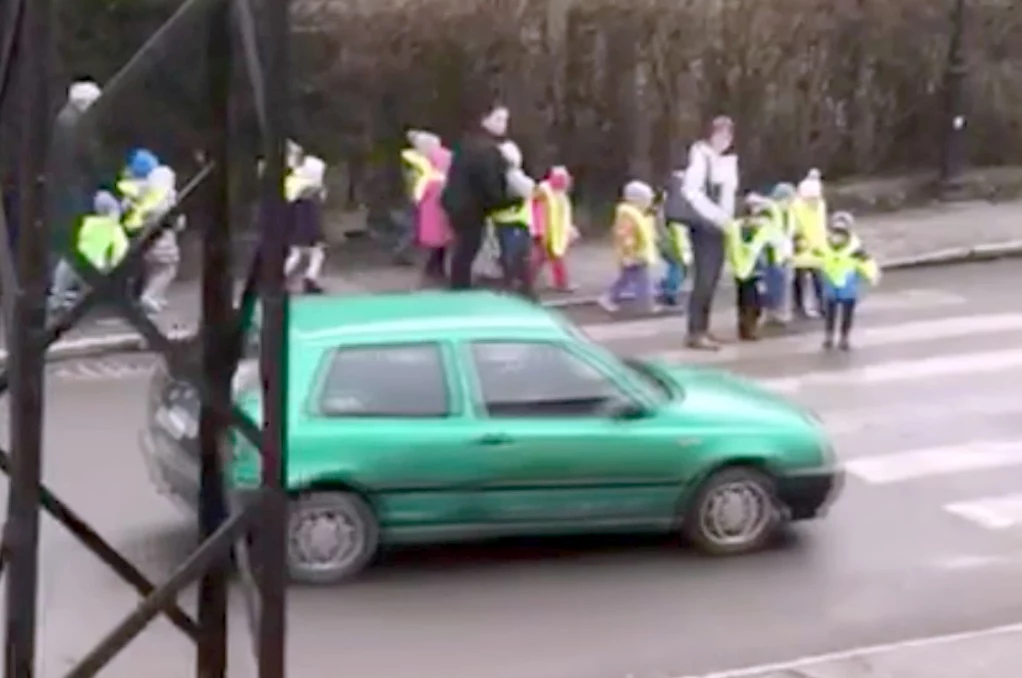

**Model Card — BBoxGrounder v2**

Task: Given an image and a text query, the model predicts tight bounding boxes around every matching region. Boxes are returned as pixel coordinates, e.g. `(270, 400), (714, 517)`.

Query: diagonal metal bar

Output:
(77, 0), (219, 132)
(63, 503), (254, 678)
(0, 444), (200, 639)
(234, 0), (269, 140)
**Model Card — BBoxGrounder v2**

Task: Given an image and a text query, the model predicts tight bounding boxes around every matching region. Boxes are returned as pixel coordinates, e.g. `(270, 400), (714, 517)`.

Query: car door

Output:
(297, 340), (489, 541)
(463, 340), (685, 532)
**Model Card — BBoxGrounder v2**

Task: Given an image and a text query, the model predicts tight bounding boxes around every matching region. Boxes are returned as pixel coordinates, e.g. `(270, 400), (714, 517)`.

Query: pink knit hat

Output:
(547, 166), (571, 191)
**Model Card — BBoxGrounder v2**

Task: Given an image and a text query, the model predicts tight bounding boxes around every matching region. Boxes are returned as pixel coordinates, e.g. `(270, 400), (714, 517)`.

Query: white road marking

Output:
(821, 394), (1022, 436)
(945, 493), (1022, 530)
(656, 312), (1022, 365)
(671, 620), (1022, 678)
(579, 288), (964, 343)
(757, 347), (1022, 394)
(844, 440), (1022, 484)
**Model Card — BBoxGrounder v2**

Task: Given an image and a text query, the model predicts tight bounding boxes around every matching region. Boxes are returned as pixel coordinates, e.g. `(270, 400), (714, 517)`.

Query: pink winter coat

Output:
(416, 147), (452, 249)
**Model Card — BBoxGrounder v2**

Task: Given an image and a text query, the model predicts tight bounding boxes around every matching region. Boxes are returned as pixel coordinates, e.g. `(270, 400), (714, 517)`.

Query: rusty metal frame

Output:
(0, 0), (290, 674)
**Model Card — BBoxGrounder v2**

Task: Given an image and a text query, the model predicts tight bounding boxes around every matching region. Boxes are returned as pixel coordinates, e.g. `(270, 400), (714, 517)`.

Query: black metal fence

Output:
(0, 0), (292, 675)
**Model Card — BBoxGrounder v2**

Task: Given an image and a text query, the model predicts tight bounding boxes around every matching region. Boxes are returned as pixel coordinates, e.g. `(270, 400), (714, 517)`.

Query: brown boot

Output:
(738, 307), (760, 341)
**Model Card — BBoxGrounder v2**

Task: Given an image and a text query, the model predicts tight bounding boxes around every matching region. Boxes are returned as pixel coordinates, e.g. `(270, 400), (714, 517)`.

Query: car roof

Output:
(289, 290), (576, 347)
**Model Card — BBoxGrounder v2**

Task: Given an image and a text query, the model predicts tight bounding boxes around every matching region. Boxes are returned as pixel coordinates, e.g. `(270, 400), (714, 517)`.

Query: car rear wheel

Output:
(287, 491), (379, 585)
(683, 466), (780, 556)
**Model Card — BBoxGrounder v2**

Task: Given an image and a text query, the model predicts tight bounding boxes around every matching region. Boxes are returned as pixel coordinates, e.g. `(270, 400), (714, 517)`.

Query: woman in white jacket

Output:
(667, 116), (738, 351)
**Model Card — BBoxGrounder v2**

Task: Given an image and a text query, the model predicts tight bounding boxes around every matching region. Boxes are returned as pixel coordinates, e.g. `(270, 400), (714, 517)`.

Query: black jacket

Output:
(441, 131), (516, 228)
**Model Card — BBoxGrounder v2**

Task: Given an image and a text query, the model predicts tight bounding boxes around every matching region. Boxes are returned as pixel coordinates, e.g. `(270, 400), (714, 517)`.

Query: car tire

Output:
(286, 490), (379, 585)
(682, 466), (781, 556)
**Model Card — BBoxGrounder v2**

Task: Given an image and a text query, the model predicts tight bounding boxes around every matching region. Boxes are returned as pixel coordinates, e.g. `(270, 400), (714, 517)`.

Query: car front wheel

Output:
(287, 490), (379, 585)
(683, 466), (780, 556)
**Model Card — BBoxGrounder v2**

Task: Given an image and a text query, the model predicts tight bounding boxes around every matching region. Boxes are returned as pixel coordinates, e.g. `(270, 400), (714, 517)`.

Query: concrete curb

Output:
(0, 327), (192, 368)
(19, 239), (1022, 365)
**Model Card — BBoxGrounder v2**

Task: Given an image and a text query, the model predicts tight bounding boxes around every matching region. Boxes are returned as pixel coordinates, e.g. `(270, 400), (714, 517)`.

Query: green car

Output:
(142, 291), (842, 585)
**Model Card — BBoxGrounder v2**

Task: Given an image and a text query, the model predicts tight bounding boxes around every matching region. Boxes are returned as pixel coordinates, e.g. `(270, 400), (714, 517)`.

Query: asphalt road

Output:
(3, 259), (1022, 677)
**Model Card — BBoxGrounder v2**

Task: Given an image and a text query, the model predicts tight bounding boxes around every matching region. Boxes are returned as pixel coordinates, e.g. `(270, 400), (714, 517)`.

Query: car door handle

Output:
(476, 433), (513, 446)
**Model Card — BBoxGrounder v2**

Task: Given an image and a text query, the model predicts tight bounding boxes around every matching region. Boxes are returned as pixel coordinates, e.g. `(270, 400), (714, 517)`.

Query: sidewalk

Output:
(682, 621), (1022, 678)
(317, 199), (1022, 303)
(13, 199), (1022, 363)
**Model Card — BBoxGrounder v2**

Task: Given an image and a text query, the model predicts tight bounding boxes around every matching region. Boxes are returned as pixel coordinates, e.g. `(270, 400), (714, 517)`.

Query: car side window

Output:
(471, 341), (629, 418)
(318, 343), (450, 418)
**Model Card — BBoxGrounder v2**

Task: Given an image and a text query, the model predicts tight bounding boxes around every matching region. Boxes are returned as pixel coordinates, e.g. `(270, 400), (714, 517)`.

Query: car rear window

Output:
(317, 343), (450, 418)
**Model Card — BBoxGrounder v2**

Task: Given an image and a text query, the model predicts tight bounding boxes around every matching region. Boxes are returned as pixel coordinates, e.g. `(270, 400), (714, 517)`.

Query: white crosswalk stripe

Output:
(756, 347), (1022, 394)
(49, 357), (157, 381)
(573, 295), (1022, 537)
(580, 288), (966, 343)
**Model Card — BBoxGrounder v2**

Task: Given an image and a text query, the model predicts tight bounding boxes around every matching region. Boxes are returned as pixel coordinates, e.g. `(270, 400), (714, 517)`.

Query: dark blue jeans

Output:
(495, 225), (532, 297)
(686, 221), (726, 335)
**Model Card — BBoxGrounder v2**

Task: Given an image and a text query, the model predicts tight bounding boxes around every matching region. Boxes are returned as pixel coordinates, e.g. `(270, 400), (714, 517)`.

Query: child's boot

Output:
(822, 301), (836, 349)
(838, 301), (855, 351)
(737, 308), (758, 341)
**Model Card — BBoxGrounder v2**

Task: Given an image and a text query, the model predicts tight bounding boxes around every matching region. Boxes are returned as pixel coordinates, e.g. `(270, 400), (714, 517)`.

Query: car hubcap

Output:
(288, 506), (363, 573)
(699, 481), (773, 547)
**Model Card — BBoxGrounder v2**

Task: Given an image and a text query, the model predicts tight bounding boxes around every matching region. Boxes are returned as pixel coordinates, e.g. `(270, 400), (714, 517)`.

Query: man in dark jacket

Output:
(441, 102), (517, 290)
(46, 80), (102, 267)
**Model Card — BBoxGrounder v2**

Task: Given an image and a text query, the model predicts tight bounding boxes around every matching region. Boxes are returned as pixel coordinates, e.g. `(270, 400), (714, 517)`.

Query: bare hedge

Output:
(292, 0), (1022, 201)
(63, 0), (1022, 206)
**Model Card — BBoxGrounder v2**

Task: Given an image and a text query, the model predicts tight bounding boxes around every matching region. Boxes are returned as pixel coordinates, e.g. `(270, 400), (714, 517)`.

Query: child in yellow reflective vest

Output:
(761, 183), (797, 325)
(725, 198), (774, 340)
(530, 166), (578, 292)
(794, 211), (880, 350)
(489, 141), (537, 297)
(49, 191), (127, 309)
(599, 180), (659, 314)
(790, 169), (828, 318)
(655, 183), (693, 307)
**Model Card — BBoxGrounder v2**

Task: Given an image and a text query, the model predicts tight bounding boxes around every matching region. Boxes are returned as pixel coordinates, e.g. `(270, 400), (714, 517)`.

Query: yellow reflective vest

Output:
(797, 234), (880, 287)
(490, 199), (532, 230)
(537, 182), (573, 257)
(123, 183), (171, 234)
(401, 149), (438, 204)
(284, 169), (309, 202)
(77, 215), (129, 272)
(725, 216), (773, 280)
(662, 221), (692, 266)
(790, 197), (828, 252)
(614, 202), (657, 266)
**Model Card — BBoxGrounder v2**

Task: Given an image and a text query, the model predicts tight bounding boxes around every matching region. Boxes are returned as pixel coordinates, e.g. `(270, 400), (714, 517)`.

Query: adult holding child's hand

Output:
(665, 116), (739, 351)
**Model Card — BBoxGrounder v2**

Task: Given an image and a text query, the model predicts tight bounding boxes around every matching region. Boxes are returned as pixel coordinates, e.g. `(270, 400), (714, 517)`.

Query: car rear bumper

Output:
(141, 429), (260, 515)
(776, 467), (845, 520)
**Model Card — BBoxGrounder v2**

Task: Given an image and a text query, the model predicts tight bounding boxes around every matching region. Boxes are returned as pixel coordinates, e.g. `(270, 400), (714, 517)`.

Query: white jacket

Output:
(681, 141), (738, 228)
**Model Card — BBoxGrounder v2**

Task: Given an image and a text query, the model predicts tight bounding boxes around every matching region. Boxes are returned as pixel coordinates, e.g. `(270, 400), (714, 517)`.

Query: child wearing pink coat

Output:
(415, 145), (453, 283)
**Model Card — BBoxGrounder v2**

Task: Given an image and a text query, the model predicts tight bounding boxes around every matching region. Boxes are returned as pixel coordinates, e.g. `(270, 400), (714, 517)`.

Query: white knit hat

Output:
(623, 180), (654, 206)
(798, 177), (822, 199)
(68, 80), (101, 109)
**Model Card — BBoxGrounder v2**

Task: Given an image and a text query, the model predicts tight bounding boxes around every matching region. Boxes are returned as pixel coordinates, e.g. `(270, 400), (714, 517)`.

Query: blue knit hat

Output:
(126, 149), (159, 179)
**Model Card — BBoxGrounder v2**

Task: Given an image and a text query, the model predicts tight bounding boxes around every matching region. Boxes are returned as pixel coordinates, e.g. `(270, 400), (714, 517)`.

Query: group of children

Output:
(401, 130), (579, 297)
(601, 170), (880, 350)
(50, 148), (182, 315)
(401, 130), (879, 350)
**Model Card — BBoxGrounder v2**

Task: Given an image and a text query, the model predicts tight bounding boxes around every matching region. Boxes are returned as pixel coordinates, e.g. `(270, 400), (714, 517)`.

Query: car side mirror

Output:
(602, 399), (649, 421)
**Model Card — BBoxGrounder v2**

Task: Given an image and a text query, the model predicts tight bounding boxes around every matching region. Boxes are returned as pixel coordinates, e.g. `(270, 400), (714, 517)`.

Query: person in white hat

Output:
(790, 169), (828, 318)
(46, 79), (104, 285)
